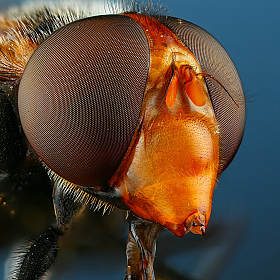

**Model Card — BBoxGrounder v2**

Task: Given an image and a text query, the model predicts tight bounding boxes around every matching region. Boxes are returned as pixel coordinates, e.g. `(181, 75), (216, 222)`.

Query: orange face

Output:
(109, 14), (220, 237)
(13, 11), (244, 239)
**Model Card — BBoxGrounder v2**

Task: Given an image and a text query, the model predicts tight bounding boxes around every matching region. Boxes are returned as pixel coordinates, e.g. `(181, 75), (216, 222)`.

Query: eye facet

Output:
(159, 16), (246, 173)
(18, 15), (149, 187)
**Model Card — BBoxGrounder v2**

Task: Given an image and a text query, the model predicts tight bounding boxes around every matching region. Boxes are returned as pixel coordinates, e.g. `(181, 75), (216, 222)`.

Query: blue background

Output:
(0, 0), (279, 279)
(168, 0), (280, 279)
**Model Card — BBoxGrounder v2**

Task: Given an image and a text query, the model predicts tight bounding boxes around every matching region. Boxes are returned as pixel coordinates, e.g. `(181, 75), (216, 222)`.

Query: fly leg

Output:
(125, 215), (164, 280)
(11, 179), (85, 280)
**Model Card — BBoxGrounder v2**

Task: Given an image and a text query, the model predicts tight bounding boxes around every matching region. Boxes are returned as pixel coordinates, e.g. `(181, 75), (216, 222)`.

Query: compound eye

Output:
(159, 17), (246, 173)
(18, 15), (149, 186)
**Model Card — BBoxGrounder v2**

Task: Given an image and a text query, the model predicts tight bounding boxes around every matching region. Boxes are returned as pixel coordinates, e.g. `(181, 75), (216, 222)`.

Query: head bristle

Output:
(47, 166), (114, 216)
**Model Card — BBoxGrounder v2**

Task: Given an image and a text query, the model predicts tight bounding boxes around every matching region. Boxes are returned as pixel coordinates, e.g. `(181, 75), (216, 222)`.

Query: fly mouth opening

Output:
(184, 211), (206, 236)
(164, 211), (207, 237)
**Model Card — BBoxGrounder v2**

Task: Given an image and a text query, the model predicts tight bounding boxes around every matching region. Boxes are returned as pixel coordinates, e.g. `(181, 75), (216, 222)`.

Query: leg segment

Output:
(13, 227), (62, 280)
(125, 216), (164, 280)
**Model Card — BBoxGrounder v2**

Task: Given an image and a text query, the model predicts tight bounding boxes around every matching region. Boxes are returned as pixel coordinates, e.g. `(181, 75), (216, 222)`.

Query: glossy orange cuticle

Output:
(165, 70), (179, 107)
(111, 13), (220, 237)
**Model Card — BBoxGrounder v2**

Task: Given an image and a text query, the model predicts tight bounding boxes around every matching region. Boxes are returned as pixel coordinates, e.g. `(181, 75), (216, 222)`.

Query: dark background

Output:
(0, 0), (279, 279)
